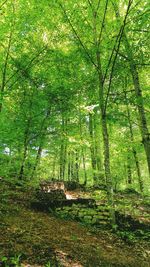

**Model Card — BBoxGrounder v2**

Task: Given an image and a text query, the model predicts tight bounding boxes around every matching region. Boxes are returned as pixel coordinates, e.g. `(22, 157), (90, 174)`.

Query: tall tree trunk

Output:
(31, 108), (51, 179)
(74, 149), (79, 183)
(97, 51), (116, 226)
(112, 1), (150, 175)
(19, 119), (31, 179)
(31, 145), (43, 179)
(125, 38), (150, 175)
(89, 113), (98, 184)
(70, 151), (75, 181)
(0, 22), (13, 113)
(59, 116), (67, 181)
(59, 143), (64, 180)
(127, 153), (132, 185)
(93, 111), (104, 181)
(67, 151), (71, 181)
(124, 91), (144, 192)
(52, 154), (56, 179)
(78, 106), (87, 185)
(82, 148), (87, 186)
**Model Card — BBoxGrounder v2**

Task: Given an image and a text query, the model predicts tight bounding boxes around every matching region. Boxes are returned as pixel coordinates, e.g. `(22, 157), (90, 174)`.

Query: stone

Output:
(96, 205), (108, 211)
(93, 215), (106, 220)
(102, 211), (109, 216)
(40, 181), (65, 192)
(84, 215), (92, 220)
(86, 209), (97, 216)
(78, 212), (85, 217)
(91, 217), (97, 224)
(83, 216), (92, 224)
(70, 210), (79, 216)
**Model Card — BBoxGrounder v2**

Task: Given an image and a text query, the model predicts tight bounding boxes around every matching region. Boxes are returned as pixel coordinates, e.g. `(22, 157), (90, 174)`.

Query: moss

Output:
(78, 212), (85, 218)
(96, 205), (108, 211)
(69, 210), (79, 216)
(86, 209), (98, 216)
(91, 217), (97, 224)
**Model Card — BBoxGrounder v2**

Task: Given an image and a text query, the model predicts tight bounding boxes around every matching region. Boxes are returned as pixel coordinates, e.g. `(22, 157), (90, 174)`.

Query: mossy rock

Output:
(83, 215), (92, 220)
(63, 207), (72, 211)
(91, 217), (97, 224)
(83, 216), (93, 224)
(78, 212), (85, 218)
(69, 210), (79, 216)
(96, 205), (108, 211)
(85, 209), (98, 216)
(101, 211), (109, 216)
(93, 215), (107, 220)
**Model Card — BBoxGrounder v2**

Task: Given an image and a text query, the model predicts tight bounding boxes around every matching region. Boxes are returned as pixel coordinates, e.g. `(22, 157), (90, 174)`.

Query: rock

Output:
(93, 215), (106, 220)
(85, 209), (97, 216)
(96, 205), (108, 211)
(78, 212), (85, 218)
(83, 217), (92, 224)
(91, 217), (97, 224)
(40, 181), (65, 192)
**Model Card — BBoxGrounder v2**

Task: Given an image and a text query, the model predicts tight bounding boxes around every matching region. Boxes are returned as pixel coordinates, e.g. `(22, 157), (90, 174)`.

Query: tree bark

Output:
(127, 153), (132, 185)
(19, 119), (31, 179)
(112, 0), (150, 175)
(125, 91), (144, 192)
(89, 113), (98, 184)
(59, 116), (67, 180)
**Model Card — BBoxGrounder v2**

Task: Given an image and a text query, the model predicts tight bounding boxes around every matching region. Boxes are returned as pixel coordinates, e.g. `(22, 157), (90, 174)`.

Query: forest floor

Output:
(0, 180), (150, 267)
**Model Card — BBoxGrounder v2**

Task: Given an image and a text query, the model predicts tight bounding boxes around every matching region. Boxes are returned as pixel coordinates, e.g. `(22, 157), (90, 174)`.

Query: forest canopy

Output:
(0, 0), (149, 196)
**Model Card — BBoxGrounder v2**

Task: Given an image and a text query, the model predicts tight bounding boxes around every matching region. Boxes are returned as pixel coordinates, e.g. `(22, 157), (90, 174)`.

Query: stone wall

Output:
(55, 203), (110, 227)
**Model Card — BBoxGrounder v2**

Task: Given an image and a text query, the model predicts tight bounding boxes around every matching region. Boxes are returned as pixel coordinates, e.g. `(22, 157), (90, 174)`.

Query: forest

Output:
(0, 0), (150, 266)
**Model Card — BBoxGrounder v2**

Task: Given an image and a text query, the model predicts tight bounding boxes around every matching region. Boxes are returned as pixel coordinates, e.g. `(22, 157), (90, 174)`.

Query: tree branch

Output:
(6, 46), (47, 90)
(0, 0), (8, 9)
(59, 2), (98, 69)
(98, 0), (109, 46)
(104, 0), (133, 114)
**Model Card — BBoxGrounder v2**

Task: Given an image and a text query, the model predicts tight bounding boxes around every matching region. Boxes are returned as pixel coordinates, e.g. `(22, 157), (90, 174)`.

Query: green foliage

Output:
(0, 0), (149, 197)
(1, 255), (22, 267)
(116, 230), (136, 243)
(45, 262), (51, 267)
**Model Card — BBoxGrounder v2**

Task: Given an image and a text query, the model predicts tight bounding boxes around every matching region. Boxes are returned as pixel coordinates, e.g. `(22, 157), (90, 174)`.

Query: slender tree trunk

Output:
(74, 149), (79, 183)
(31, 145), (43, 179)
(19, 120), (31, 179)
(68, 151), (71, 181)
(127, 153), (132, 185)
(31, 108), (51, 179)
(71, 151), (75, 180)
(125, 91), (144, 192)
(0, 23), (13, 112)
(97, 51), (116, 226)
(59, 142), (67, 180)
(113, 1), (150, 175)
(52, 154), (56, 179)
(101, 113), (115, 225)
(82, 148), (87, 186)
(93, 111), (103, 181)
(133, 149), (143, 192)
(59, 143), (64, 180)
(125, 38), (150, 175)
(78, 106), (87, 185)
(89, 114), (98, 184)
(59, 116), (67, 180)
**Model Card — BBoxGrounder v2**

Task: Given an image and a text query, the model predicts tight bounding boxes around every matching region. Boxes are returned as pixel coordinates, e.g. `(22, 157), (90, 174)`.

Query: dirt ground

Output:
(0, 183), (150, 267)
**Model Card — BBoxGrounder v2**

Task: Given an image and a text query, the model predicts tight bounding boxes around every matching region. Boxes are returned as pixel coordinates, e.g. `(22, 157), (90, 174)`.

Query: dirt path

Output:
(1, 205), (150, 267)
(0, 183), (150, 267)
